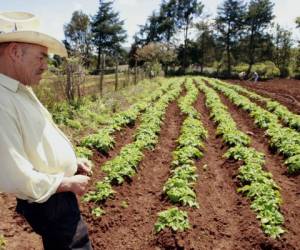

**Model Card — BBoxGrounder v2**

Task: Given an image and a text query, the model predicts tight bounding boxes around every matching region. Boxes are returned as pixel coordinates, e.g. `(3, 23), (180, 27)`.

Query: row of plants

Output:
(49, 78), (163, 151)
(205, 77), (300, 174)
(83, 79), (183, 214)
(155, 79), (208, 233)
(79, 78), (174, 155)
(196, 79), (284, 239)
(216, 79), (300, 131)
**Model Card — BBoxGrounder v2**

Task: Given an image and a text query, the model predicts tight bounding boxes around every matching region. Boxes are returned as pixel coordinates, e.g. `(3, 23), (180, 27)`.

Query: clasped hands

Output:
(76, 157), (93, 177)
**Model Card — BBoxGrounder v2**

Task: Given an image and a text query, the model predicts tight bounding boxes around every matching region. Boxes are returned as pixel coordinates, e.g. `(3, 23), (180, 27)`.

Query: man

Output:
(253, 71), (259, 83)
(0, 12), (93, 249)
(238, 71), (246, 80)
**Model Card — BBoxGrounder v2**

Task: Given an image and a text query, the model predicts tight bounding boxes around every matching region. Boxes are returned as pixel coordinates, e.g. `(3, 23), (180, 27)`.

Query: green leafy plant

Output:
(83, 180), (115, 203)
(120, 201), (129, 208)
(75, 146), (93, 160)
(196, 78), (285, 238)
(155, 208), (190, 233)
(206, 77), (300, 174)
(0, 234), (6, 250)
(92, 207), (106, 218)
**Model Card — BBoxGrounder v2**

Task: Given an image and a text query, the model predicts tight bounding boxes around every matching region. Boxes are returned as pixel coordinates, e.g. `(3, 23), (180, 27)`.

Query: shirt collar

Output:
(0, 73), (20, 92)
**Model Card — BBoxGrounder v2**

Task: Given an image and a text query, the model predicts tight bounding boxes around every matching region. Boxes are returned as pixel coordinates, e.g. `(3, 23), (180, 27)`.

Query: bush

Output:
(253, 61), (280, 80)
(233, 63), (249, 74)
(233, 61), (280, 80)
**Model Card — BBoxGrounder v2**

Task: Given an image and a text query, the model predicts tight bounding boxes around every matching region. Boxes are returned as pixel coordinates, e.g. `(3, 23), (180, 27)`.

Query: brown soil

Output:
(1, 79), (300, 250)
(229, 78), (300, 114)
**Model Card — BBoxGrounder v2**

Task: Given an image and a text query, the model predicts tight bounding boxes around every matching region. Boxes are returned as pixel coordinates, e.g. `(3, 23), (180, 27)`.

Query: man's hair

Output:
(0, 42), (10, 57)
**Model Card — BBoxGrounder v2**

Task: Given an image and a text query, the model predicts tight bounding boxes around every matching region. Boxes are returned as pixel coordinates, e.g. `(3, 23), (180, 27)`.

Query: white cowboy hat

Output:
(0, 11), (67, 57)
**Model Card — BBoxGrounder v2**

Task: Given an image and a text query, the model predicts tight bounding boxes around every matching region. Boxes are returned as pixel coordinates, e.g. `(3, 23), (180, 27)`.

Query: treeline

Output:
(57, 0), (300, 79)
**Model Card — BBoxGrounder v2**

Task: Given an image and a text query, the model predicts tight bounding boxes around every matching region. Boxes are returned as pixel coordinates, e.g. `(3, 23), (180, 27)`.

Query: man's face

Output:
(17, 43), (48, 85)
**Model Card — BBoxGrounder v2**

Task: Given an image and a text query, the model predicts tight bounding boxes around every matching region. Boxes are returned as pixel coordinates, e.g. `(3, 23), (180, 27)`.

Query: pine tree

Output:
(91, 0), (127, 71)
(215, 0), (246, 76)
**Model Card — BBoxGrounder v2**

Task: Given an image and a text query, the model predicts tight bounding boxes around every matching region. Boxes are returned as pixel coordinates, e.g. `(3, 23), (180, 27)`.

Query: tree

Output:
(294, 17), (300, 78)
(244, 0), (274, 74)
(64, 11), (93, 67)
(91, 0), (127, 95)
(136, 42), (176, 76)
(215, 0), (246, 76)
(158, 0), (178, 43)
(194, 21), (216, 73)
(296, 17), (300, 29)
(91, 0), (127, 71)
(176, 0), (204, 69)
(274, 24), (293, 77)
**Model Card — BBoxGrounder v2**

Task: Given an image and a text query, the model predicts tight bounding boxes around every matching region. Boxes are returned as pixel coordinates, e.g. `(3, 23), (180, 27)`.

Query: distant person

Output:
(248, 71), (259, 83)
(0, 12), (93, 249)
(253, 71), (259, 83)
(238, 71), (246, 80)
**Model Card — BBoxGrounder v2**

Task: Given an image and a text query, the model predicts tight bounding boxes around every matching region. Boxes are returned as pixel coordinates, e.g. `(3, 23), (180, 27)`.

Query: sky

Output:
(0, 0), (299, 46)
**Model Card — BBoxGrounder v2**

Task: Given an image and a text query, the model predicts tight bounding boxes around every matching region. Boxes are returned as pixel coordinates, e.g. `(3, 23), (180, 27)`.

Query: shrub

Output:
(252, 61), (280, 80)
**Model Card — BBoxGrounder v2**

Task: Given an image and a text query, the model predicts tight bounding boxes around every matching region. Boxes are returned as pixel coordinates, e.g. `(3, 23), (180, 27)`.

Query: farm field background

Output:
(0, 77), (300, 250)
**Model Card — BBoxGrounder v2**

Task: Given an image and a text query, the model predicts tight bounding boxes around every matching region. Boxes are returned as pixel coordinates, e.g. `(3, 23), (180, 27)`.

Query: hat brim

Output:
(0, 31), (67, 57)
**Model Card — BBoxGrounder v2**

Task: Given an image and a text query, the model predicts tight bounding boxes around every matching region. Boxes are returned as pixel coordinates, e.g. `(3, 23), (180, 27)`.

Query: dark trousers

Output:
(16, 192), (93, 250)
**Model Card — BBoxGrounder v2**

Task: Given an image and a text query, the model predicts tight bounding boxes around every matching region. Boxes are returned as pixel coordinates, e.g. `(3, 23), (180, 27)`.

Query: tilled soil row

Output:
(179, 90), (276, 250)
(217, 90), (300, 249)
(1, 80), (300, 249)
(229, 79), (300, 114)
(83, 100), (185, 250)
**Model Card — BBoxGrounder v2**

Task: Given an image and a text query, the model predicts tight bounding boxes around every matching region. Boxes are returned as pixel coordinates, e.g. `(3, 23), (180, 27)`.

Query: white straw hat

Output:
(0, 11), (67, 57)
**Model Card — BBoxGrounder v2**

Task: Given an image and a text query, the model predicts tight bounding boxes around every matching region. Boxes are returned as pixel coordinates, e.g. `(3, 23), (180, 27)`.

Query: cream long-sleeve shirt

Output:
(0, 73), (77, 203)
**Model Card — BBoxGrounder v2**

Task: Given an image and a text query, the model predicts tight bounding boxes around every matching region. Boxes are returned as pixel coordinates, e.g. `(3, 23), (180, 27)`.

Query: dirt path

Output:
(217, 90), (300, 250)
(82, 100), (185, 250)
(175, 90), (276, 250)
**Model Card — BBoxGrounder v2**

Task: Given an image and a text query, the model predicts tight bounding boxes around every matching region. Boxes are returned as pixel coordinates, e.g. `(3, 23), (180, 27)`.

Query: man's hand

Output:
(76, 158), (93, 176)
(57, 175), (90, 196)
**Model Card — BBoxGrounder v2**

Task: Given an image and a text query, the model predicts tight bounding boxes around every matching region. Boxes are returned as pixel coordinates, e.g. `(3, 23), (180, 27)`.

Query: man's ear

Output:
(6, 42), (23, 62)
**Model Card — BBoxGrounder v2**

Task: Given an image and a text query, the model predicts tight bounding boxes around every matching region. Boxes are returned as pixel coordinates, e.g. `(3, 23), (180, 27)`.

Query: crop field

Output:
(0, 77), (300, 250)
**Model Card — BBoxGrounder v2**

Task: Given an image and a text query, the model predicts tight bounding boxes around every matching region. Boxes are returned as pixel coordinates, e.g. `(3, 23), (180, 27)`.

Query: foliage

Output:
(194, 21), (216, 73)
(0, 235), (5, 250)
(64, 10), (93, 67)
(136, 42), (176, 76)
(164, 177), (198, 207)
(215, 0), (246, 76)
(273, 25), (293, 77)
(81, 128), (115, 154)
(79, 79), (172, 153)
(91, 0), (127, 71)
(98, 79), (182, 185)
(83, 180), (115, 203)
(244, 0), (275, 72)
(91, 207), (106, 218)
(75, 146), (93, 160)
(163, 79), (207, 209)
(213, 78), (300, 174)
(155, 208), (190, 233)
(296, 17), (300, 29)
(196, 78), (284, 238)
(252, 61), (280, 80)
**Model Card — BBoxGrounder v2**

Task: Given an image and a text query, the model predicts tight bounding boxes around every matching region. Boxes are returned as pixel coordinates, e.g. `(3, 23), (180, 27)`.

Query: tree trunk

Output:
(99, 54), (104, 97)
(96, 46), (101, 71)
(226, 26), (231, 77)
(183, 21), (189, 72)
(114, 61), (119, 91)
(66, 64), (74, 102)
(247, 28), (255, 75)
(134, 59), (137, 85)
